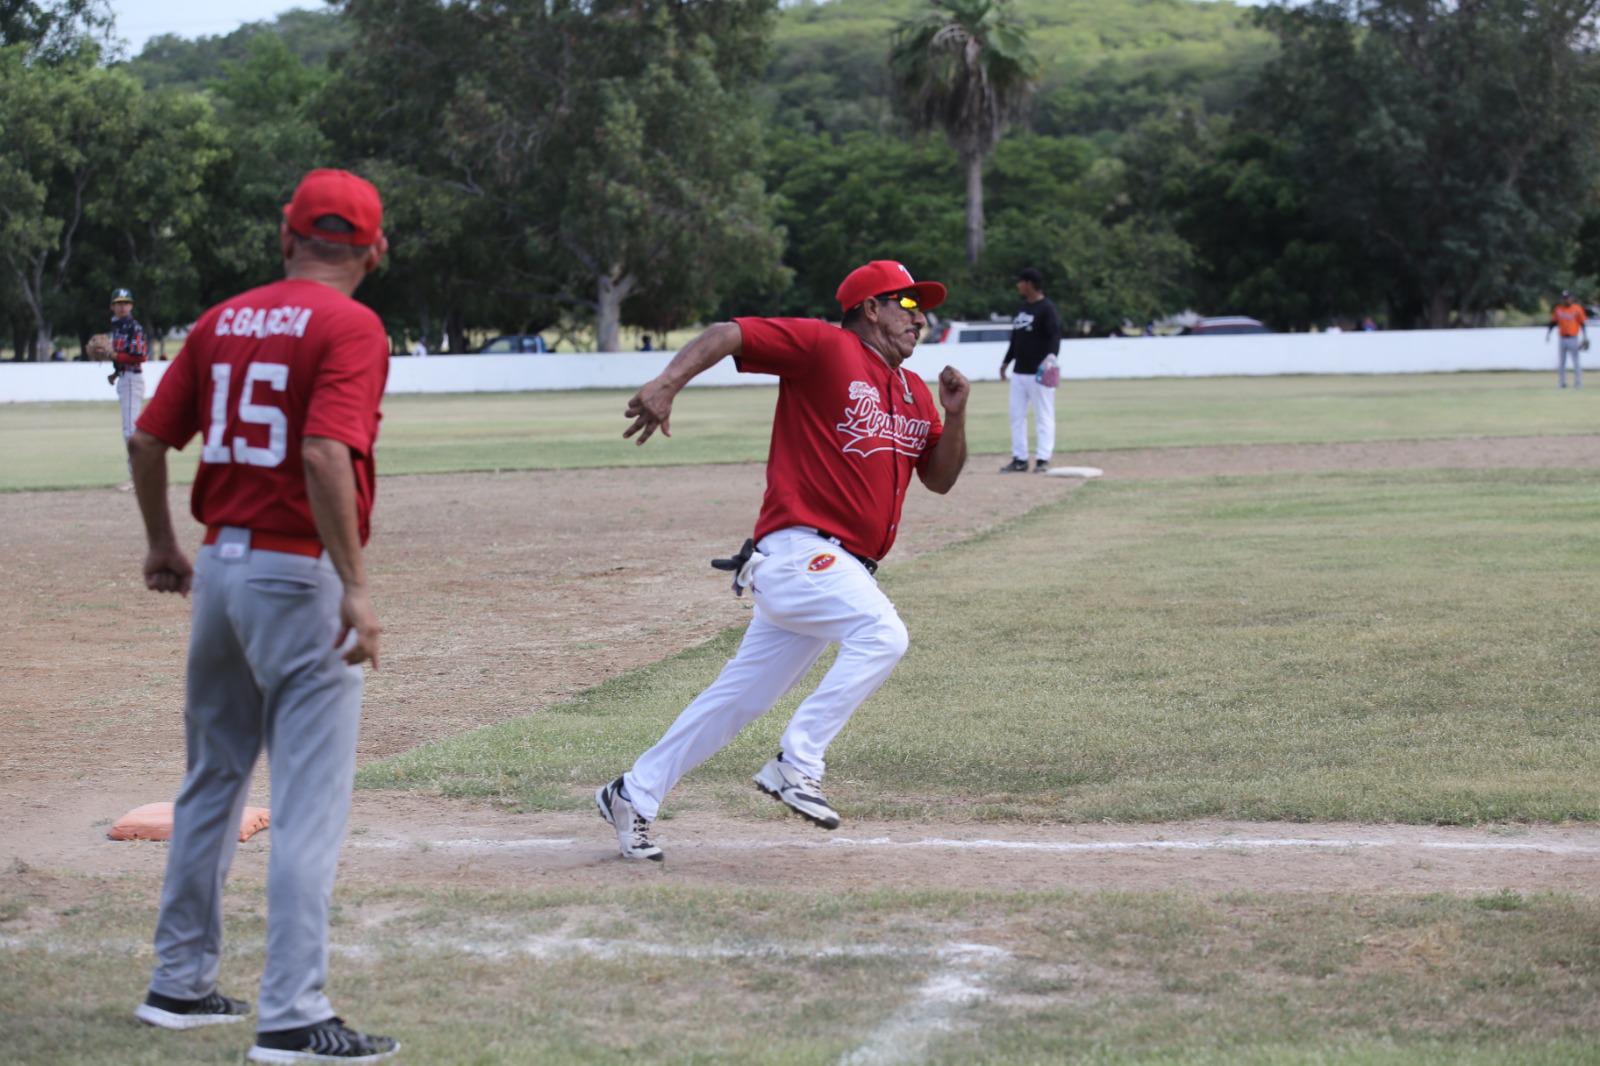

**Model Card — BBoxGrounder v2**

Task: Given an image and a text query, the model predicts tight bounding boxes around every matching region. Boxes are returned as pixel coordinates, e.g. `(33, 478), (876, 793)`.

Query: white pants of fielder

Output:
(118, 370), (145, 474)
(1009, 373), (1056, 462)
(622, 527), (909, 820)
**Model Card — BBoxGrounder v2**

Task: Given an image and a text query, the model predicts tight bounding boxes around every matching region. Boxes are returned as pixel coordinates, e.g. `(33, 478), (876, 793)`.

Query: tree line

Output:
(4, 0), (1599, 359)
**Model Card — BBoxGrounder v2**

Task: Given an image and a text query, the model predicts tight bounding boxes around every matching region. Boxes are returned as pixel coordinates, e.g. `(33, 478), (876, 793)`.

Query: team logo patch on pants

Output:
(808, 553), (836, 572)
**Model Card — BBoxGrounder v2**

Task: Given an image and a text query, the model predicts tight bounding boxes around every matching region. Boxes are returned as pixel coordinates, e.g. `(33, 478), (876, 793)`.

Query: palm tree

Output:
(891, 0), (1038, 266)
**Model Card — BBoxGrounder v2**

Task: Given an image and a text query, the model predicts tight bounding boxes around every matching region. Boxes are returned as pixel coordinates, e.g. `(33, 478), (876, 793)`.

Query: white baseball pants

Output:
(623, 527), (909, 820)
(118, 369), (145, 473)
(1009, 373), (1056, 462)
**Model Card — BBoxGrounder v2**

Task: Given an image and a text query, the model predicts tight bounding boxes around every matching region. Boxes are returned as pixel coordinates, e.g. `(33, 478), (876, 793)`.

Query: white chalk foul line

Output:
(350, 837), (578, 851)
(350, 834), (1600, 856)
(0, 929), (1001, 970)
(838, 943), (1012, 1066)
(398, 934), (958, 964)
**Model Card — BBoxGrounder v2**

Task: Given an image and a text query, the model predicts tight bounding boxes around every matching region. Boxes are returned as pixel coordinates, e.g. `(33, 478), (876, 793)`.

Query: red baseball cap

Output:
(835, 260), (947, 312)
(283, 168), (383, 245)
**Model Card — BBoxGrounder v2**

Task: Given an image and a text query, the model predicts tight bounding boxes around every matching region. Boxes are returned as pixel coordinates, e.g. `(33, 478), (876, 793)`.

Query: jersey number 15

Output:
(201, 362), (288, 467)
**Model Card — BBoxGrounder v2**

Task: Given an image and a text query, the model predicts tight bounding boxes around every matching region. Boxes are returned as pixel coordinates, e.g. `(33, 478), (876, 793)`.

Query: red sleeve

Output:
(304, 311), (389, 455)
(732, 317), (830, 378)
(134, 336), (201, 448)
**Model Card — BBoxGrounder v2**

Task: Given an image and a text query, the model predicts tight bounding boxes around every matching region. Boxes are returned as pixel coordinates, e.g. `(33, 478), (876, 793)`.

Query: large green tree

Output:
(764, 127), (1193, 327)
(0, 0), (108, 62)
(0, 46), (218, 358)
(182, 34), (331, 315)
(331, 0), (788, 351)
(1246, 0), (1600, 328)
(890, 0), (1039, 265)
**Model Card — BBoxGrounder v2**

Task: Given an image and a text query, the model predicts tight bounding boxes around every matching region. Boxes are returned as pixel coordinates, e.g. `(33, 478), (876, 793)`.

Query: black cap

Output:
(110, 287), (133, 303)
(1017, 267), (1044, 287)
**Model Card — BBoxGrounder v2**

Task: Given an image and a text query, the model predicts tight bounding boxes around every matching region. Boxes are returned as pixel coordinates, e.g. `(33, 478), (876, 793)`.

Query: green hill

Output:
(122, 1), (1273, 139)
(768, 0), (1275, 138)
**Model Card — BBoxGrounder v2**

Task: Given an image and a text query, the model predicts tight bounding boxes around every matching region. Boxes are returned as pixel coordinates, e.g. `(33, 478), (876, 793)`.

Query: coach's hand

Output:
(143, 542), (194, 596)
(623, 376), (679, 445)
(337, 583), (382, 669)
(938, 365), (970, 417)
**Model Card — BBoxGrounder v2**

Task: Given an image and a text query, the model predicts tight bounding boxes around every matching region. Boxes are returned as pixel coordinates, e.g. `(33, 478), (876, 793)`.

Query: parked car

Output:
(1179, 316), (1270, 335)
(474, 334), (551, 353)
(930, 320), (1013, 343)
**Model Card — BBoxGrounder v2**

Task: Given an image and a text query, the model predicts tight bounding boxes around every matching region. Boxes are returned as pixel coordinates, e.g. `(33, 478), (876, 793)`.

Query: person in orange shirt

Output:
(1545, 290), (1588, 388)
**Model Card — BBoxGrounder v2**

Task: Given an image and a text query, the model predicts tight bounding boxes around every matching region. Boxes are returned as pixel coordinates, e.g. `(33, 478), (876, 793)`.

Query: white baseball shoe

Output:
(753, 753), (841, 829)
(595, 775), (663, 861)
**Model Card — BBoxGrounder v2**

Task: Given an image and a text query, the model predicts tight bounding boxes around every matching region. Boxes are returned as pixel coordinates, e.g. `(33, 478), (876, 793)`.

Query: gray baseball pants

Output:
(118, 369), (144, 474)
(1558, 336), (1583, 388)
(147, 527), (362, 1032)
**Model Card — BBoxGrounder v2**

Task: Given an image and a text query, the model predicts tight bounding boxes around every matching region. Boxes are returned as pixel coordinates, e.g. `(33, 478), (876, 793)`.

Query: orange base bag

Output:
(108, 801), (270, 842)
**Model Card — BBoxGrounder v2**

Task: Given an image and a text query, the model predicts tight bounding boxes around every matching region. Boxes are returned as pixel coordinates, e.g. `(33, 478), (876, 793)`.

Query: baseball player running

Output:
(126, 169), (398, 1062)
(596, 260), (970, 860)
(1546, 289), (1588, 388)
(102, 288), (149, 482)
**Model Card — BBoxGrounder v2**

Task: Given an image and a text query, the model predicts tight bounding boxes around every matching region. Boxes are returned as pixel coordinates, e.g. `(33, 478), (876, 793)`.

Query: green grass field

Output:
(2, 371), (1594, 491)
(6, 878), (1597, 1065)
(7, 372), (1600, 1064)
(361, 468), (1600, 825)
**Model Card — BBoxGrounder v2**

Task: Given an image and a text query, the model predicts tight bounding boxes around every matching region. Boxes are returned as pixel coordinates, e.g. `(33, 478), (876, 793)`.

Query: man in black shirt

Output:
(998, 267), (1062, 473)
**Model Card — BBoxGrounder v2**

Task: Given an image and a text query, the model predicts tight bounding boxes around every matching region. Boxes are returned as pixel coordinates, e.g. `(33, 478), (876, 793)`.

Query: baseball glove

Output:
(711, 537), (765, 597)
(1584, 339), (1592, 352)
(87, 333), (113, 359)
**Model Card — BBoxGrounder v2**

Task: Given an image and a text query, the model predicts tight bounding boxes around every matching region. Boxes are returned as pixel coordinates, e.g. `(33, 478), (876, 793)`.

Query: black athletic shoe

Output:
(135, 988), (251, 1030)
(999, 458), (1030, 473)
(1033, 459), (1050, 473)
(248, 1017), (399, 1062)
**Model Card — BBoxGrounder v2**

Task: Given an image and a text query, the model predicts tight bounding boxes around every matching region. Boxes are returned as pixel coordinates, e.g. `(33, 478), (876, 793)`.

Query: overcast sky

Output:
(110, 0), (323, 56)
(109, 0), (1273, 59)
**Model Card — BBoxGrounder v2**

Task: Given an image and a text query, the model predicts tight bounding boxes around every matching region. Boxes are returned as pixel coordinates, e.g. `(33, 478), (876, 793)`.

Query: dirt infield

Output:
(5, 436), (1600, 899)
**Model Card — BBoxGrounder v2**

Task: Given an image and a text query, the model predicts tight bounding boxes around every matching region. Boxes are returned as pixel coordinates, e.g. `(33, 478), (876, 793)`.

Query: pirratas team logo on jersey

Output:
(808, 553), (836, 572)
(835, 380), (932, 459)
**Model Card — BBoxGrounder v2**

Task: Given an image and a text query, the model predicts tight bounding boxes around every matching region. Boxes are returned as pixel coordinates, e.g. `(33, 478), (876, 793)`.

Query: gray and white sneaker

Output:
(753, 753), (841, 829)
(136, 989), (250, 1030)
(595, 775), (664, 861)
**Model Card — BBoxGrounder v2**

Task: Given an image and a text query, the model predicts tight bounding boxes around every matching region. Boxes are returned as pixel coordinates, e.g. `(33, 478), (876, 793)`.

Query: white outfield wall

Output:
(0, 326), (1569, 403)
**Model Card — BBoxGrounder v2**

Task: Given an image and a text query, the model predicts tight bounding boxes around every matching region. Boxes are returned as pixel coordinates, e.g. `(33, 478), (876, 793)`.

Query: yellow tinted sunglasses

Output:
(877, 292), (920, 311)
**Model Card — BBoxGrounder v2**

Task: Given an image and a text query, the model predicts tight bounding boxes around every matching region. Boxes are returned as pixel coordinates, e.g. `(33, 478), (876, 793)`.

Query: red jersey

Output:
(734, 317), (944, 562)
(136, 278), (389, 544)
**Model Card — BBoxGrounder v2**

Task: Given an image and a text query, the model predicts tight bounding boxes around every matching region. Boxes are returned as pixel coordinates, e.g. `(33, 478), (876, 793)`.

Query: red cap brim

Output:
(907, 281), (947, 312)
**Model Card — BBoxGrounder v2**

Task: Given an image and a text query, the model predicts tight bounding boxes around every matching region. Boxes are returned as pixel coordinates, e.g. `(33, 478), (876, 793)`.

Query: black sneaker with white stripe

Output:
(247, 1017), (399, 1062)
(135, 988), (250, 1030)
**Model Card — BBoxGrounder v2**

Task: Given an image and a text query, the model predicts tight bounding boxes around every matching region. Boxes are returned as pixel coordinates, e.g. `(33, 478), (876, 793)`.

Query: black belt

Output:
(120, 366), (142, 373)
(813, 530), (878, 575)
